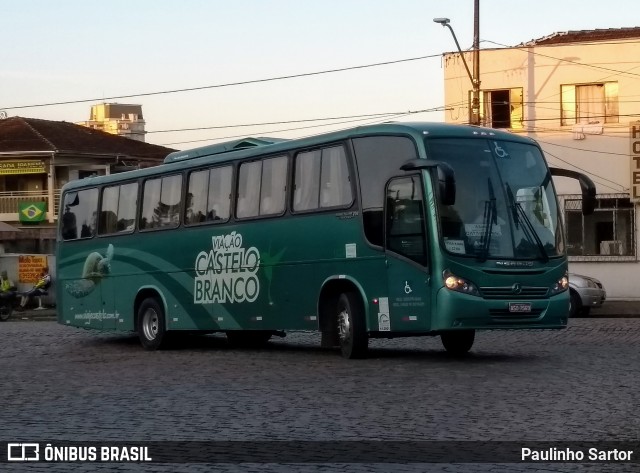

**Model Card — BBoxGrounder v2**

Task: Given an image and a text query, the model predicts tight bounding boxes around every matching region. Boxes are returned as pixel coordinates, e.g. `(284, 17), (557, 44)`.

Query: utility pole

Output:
(471, 0), (481, 126)
(434, 0), (481, 125)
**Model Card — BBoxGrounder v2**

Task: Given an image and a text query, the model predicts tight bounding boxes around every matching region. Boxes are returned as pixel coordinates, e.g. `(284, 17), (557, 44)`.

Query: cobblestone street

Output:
(1, 319), (639, 472)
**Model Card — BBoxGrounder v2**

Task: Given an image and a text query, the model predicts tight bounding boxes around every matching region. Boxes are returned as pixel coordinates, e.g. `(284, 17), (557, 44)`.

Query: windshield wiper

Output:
(505, 183), (519, 228)
(515, 201), (549, 262)
(478, 178), (497, 262)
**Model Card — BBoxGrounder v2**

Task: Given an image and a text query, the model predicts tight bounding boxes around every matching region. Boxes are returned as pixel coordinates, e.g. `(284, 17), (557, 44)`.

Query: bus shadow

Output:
(92, 333), (540, 363)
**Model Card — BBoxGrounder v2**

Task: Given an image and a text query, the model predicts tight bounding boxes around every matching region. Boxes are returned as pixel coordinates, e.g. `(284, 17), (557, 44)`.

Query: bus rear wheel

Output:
(441, 330), (475, 356)
(336, 292), (368, 359)
(137, 298), (167, 350)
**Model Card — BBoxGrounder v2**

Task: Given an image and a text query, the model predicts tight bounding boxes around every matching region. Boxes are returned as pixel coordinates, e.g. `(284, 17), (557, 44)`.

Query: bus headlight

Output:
(443, 270), (480, 296)
(550, 272), (569, 295)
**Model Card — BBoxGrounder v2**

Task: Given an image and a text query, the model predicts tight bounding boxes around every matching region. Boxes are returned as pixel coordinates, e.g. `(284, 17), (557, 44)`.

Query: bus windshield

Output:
(429, 138), (564, 260)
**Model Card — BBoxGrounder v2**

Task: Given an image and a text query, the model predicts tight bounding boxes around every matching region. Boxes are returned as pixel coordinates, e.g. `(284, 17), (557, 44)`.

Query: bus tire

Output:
(336, 292), (368, 359)
(137, 297), (167, 350)
(441, 330), (475, 356)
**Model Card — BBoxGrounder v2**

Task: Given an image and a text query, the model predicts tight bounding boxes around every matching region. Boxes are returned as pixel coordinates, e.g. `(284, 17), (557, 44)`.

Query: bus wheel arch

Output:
(318, 278), (368, 358)
(134, 289), (168, 350)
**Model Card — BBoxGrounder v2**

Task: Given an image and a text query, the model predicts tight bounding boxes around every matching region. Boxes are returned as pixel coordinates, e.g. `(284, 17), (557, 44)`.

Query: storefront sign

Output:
(19, 202), (47, 222)
(18, 255), (47, 283)
(0, 160), (46, 175)
(632, 121), (640, 203)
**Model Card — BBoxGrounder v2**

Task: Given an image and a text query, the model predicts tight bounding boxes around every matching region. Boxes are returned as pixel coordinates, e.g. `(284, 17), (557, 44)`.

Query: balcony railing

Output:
(0, 189), (62, 222)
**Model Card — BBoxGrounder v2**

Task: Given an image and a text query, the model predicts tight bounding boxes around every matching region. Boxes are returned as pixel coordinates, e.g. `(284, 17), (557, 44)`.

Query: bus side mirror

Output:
(400, 159), (456, 206)
(435, 163), (456, 206)
(549, 167), (596, 215)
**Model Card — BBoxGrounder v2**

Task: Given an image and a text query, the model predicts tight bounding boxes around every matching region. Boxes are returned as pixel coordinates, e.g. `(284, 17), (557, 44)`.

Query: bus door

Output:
(383, 176), (432, 332)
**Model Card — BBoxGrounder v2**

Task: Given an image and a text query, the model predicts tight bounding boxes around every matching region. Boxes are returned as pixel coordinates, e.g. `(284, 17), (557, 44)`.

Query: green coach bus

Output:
(56, 122), (595, 358)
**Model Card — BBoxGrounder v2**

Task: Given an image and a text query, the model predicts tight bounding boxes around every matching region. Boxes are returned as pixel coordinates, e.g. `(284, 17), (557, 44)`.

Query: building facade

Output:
(440, 27), (640, 300)
(77, 103), (147, 142)
(0, 116), (174, 254)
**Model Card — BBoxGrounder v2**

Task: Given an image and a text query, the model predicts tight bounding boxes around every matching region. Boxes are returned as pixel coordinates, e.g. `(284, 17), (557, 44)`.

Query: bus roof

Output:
(163, 136), (289, 164)
(60, 122), (537, 192)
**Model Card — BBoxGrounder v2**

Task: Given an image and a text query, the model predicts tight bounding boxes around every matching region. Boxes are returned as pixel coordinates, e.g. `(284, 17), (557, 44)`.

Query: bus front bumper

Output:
(432, 288), (569, 331)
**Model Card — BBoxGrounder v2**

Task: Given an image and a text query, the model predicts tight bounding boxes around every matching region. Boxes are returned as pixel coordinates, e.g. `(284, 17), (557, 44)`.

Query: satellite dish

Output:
(0, 111), (7, 119)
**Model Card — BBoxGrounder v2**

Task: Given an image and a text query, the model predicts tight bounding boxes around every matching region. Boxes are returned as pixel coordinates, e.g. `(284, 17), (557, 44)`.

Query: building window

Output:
(477, 87), (523, 129)
(563, 194), (635, 259)
(561, 82), (619, 125)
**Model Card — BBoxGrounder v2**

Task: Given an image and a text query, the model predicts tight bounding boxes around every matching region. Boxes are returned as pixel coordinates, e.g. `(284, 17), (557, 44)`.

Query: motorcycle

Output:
(0, 290), (18, 321)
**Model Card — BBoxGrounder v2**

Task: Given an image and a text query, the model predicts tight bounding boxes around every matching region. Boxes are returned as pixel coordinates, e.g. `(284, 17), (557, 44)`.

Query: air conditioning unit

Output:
(600, 240), (623, 255)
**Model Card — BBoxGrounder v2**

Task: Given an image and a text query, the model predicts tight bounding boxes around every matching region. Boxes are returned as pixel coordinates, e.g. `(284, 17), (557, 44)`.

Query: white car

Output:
(568, 273), (606, 317)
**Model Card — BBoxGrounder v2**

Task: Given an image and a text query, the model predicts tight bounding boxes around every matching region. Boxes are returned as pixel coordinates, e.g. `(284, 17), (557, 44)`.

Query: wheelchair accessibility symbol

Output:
(404, 281), (412, 294)
(493, 141), (509, 158)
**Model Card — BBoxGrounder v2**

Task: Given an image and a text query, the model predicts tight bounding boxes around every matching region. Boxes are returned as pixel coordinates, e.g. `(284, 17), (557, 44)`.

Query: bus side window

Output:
(99, 210), (118, 234)
(320, 146), (351, 208)
(61, 188), (98, 240)
(385, 176), (427, 266)
(61, 208), (77, 240)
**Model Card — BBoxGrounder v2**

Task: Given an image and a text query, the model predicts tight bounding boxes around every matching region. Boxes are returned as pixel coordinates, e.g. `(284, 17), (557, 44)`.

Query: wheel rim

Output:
(338, 306), (351, 342)
(142, 308), (159, 341)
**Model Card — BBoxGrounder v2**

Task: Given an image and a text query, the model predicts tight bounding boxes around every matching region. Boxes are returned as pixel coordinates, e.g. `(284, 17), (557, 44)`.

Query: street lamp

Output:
(434, 17), (481, 125)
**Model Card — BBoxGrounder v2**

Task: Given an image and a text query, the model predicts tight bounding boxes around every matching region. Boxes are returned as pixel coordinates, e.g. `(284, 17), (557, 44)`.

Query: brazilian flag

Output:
(19, 202), (46, 223)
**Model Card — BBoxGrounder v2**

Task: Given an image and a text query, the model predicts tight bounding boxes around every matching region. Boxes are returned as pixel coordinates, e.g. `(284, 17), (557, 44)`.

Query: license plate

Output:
(509, 302), (532, 313)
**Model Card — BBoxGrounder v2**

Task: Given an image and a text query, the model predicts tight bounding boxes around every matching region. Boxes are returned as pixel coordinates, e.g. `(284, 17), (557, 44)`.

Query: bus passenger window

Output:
(61, 208), (77, 240)
(237, 161), (261, 218)
(61, 188), (99, 241)
(140, 175), (181, 230)
(186, 170), (209, 225)
(320, 147), (351, 208)
(260, 156), (287, 215)
(207, 166), (232, 221)
(186, 166), (232, 224)
(293, 146), (351, 212)
(293, 150), (321, 211)
(237, 157), (287, 218)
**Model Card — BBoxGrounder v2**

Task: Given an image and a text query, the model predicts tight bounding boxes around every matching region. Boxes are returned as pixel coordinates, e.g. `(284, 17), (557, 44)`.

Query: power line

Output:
(481, 39), (640, 78)
(147, 112), (411, 134)
(543, 149), (626, 193)
(2, 54), (442, 111)
(159, 113), (414, 147)
(536, 139), (633, 157)
(159, 108), (443, 146)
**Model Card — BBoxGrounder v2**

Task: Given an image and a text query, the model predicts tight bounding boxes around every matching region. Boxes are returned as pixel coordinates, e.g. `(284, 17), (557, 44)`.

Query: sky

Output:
(1, 0), (638, 150)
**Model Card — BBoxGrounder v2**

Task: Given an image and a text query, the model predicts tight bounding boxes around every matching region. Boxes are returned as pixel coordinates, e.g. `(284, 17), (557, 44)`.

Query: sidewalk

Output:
(3, 301), (640, 322)
(584, 300), (640, 318)
(7, 306), (57, 321)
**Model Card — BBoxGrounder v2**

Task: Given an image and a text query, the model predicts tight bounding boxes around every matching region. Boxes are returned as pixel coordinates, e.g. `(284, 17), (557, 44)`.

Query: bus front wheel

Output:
(336, 292), (368, 359)
(137, 298), (167, 350)
(441, 330), (475, 356)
